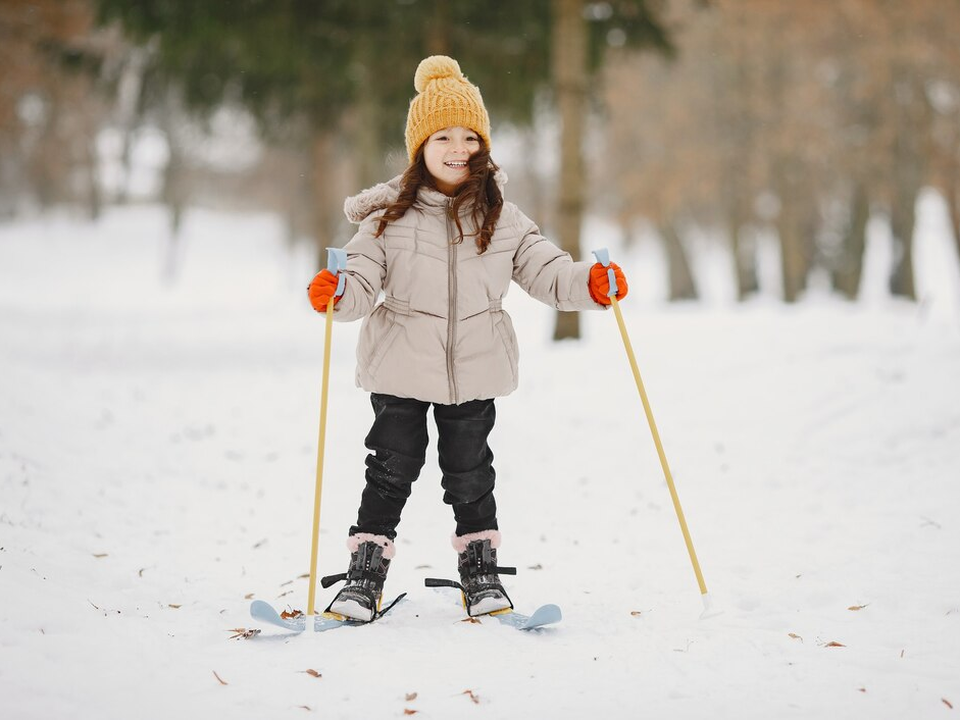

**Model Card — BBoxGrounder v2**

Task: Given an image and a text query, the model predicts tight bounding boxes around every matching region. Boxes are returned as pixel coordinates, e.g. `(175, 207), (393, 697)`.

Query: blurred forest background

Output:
(2, 0), (960, 337)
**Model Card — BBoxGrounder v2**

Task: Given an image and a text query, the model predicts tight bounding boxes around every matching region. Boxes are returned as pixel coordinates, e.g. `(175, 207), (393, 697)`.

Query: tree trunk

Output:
(728, 210), (758, 300)
(160, 143), (184, 282)
(833, 183), (869, 300)
(84, 135), (102, 221)
(353, 52), (382, 189)
(426, 0), (451, 55)
(777, 201), (812, 303)
(888, 72), (925, 300)
(660, 221), (698, 300)
(888, 186), (917, 299)
(116, 45), (151, 205)
(33, 88), (62, 210)
(551, 0), (586, 341)
(942, 144), (960, 279)
(157, 90), (186, 283)
(310, 130), (339, 268)
(948, 183), (960, 270)
(773, 158), (813, 303)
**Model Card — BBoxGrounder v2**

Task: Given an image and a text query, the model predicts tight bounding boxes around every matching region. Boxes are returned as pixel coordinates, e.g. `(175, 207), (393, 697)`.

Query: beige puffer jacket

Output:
(333, 175), (603, 405)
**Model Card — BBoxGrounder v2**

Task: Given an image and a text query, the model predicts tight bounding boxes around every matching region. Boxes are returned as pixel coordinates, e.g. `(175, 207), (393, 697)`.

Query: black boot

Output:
(323, 539), (391, 622)
(458, 538), (514, 617)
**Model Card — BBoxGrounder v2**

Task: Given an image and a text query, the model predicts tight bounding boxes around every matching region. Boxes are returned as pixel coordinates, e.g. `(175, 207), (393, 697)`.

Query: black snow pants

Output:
(349, 393), (498, 541)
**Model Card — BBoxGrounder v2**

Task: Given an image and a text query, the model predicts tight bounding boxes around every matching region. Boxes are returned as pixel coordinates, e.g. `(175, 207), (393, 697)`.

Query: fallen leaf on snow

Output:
(297, 573), (310, 579)
(528, 564), (543, 570)
(213, 671), (228, 685)
(281, 609), (304, 620)
(847, 604), (869, 611)
(244, 593), (254, 600)
(630, 611), (642, 617)
(463, 690), (480, 704)
(280, 580), (294, 587)
(227, 628), (260, 639)
(788, 633), (803, 642)
(858, 688), (866, 693)
(297, 705), (311, 711)
(277, 590), (293, 598)
(252, 538), (267, 549)
(824, 641), (846, 648)
(460, 617), (481, 624)
(405, 692), (418, 701)
(168, 604), (181, 609)
(92, 553), (108, 558)
(943, 698), (953, 709)
(403, 710), (418, 716)
(302, 669), (321, 678)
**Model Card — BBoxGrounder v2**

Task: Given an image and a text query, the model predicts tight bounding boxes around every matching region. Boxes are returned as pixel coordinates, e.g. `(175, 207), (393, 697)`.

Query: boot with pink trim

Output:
(455, 532), (516, 617)
(321, 535), (394, 622)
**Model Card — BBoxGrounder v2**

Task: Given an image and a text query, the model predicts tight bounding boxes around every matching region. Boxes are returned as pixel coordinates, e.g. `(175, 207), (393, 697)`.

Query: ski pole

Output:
(593, 249), (716, 617)
(307, 247), (347, 616)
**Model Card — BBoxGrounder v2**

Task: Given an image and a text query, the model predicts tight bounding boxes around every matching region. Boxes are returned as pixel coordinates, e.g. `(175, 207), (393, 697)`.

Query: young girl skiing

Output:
(307, 55), (628, 621)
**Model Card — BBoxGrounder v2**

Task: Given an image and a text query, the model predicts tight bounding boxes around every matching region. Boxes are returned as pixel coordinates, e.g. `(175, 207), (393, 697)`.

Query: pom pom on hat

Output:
(414, 55), (463, 93)
(405, 55), (491, 163)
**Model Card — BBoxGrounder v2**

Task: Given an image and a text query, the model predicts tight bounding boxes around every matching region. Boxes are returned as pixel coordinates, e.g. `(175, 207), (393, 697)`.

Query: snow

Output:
(1, 200), (959, 719)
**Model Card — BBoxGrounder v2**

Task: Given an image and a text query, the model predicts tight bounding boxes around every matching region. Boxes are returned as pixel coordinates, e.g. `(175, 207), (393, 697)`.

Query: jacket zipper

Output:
(445, 201), (459, 405)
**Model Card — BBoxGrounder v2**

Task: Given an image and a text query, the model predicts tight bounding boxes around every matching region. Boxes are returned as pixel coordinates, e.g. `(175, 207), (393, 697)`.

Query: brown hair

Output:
(375, 140), (504, 254)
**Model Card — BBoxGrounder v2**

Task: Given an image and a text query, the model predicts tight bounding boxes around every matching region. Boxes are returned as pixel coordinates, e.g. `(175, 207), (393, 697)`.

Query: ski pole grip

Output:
(592, 248), (618, 297)
(326, 247), (347, 298)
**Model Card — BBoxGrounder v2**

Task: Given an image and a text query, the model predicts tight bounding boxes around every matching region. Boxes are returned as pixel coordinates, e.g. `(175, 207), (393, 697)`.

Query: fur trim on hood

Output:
(343, 169), (509, 224)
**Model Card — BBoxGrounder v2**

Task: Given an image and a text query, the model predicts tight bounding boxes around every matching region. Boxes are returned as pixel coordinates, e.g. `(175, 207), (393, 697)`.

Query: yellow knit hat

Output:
(405, 55), (491, 163)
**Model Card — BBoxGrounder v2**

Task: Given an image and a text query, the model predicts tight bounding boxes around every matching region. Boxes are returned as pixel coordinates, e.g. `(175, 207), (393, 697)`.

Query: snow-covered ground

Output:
(1, 198), (959, 719)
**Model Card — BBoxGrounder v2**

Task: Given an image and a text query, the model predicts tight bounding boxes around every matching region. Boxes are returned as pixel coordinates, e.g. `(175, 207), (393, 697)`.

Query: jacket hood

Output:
(343, 169), (509, 224)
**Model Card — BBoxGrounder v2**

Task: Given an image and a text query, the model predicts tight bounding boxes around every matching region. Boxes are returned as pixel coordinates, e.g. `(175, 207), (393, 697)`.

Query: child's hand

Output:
(307, 269), (342, 312)
(588, 262), (628, 305)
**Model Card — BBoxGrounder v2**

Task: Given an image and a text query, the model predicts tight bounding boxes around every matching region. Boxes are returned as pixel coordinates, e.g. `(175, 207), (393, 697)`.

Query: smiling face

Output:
(422, 126), (481, 195)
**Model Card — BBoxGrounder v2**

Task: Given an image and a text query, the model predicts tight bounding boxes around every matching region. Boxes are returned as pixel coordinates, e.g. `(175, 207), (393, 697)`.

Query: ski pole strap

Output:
(326, 247), (347, 298)
(592, 247), (619, 297)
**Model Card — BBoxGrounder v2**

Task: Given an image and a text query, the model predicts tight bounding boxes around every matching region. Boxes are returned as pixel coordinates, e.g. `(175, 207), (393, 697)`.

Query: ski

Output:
(425, 577), (561, 630)
(249, 594), (406, 633)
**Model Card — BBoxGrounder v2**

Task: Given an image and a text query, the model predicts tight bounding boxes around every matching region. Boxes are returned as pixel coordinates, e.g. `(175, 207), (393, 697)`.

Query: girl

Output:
(307, 55), (627, 621)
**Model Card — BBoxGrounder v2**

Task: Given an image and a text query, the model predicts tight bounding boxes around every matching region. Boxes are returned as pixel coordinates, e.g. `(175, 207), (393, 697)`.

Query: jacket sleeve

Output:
(332, 214), (387, 322)
(509, 207), (604, 312)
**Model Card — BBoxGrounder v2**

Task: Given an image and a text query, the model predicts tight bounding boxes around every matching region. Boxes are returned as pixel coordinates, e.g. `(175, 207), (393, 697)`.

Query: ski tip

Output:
(538, 603), (562, 621)
(512, 603), (562, 630)
(250, 599), (291, 625)
(250, 599), (276, 618)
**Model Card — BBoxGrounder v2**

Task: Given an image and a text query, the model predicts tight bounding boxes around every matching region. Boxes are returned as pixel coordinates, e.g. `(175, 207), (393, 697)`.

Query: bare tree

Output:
(551, 0), (588, 339)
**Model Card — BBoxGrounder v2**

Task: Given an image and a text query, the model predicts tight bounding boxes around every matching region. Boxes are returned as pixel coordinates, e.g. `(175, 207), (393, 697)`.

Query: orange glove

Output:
(588, 262), (628, 305)
(307, 269), (341, 312)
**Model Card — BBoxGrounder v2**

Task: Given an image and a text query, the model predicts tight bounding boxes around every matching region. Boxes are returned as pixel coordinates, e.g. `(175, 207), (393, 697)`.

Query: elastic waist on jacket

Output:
(383, 296), (410, 314)
(383, 296), (503, 315)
